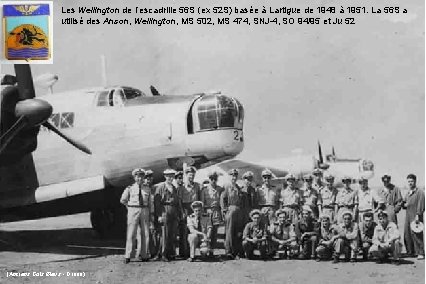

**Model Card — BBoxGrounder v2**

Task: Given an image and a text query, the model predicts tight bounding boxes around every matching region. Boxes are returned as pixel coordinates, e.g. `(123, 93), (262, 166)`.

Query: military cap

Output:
(275, 209), (287, 218)
(377, 210), (388, 218)
(304, 174), (314, 181)
(261, 169), (272, 177)
(145, 169), (154, 177)
(163, 168), (177, 175)
(175, 171), (183, 178)
(132, 168), (145, 177)
(381, 174), (391, 181)
(208, 171), (219, 179)
(243, 171), (255, 179)
(324, 174), (335, 181)
(312, 168), (322, 175)
(407, 174), (417, 181)
(185, 166), (197, 174)
(342, 210), (353, 218)
(285, 173), (296, 181)
(363, 212), (374, 219)
(358, 177), (368, 183)
(319, 214), (331, 221)
(341, 176), (352, 183)
(191, 200), (204, 210)
(249, 209), (261, 218)
(302, 205), (312, 213)
(228, 168), (239, 176)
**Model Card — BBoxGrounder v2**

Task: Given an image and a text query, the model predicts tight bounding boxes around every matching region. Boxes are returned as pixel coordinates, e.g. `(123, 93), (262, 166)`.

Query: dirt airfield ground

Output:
(0, 213), (424, 284)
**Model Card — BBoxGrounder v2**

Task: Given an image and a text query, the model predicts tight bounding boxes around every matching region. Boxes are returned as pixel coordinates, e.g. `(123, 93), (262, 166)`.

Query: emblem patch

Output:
(3, 4), (51, 61)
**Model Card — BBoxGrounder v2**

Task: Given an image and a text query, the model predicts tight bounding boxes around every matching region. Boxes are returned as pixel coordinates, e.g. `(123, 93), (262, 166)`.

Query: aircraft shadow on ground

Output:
(0, 228), (124, 257)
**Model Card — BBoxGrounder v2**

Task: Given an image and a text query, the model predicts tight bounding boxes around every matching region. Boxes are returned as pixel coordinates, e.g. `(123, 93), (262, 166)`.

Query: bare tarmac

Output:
(0, 213), (424, 284)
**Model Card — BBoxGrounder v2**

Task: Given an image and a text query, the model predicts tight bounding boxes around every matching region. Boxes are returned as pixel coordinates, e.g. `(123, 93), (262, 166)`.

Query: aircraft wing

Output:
(0, 170), (106, 222)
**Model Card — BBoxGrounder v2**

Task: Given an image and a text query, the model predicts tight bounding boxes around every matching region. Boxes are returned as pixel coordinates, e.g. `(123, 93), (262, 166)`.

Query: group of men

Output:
(120, 166), (425, 265)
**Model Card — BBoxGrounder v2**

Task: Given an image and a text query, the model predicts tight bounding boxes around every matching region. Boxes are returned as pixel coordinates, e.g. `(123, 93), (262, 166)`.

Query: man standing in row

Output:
(377, 174), (403, 224)
(221, 169), (246, 259)
(335, 177), (358, 223)
(280, 174), (303, 224)
(154, 169), (182, 261)
(257, 169), (280, 228)
(357, 177), (383, 221)
(201, 171), (224, 256)
(404, 174), (424, 260)
(178, 167), (201, 258)
(302, 175), (321, 220)
(318, 175), (338, 223)
(121, 168), (153, 264)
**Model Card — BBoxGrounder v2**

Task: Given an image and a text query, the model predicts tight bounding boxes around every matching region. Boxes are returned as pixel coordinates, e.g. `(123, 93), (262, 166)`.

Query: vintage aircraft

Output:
(0, 65), (244, 236)
(195, 142), (374, 188)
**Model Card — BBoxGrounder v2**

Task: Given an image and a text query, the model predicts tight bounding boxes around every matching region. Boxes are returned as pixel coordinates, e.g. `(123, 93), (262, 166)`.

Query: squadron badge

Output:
(3, 3), (51, 61)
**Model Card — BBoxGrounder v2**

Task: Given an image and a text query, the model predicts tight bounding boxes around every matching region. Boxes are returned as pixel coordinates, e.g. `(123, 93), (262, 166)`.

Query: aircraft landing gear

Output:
(90, 206), (126, 238)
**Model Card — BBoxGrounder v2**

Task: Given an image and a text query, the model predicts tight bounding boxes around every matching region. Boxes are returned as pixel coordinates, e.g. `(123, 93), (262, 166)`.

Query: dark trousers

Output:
(160, 208), (178, 258)
(224, 205), (244, 256)
(243, 240), (267, 259)
(404, 229), (424, 256)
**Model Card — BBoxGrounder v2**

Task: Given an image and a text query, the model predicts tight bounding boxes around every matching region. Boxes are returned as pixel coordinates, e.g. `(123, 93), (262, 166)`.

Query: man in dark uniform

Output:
(270, 209), (298, 259)
(154, 168), (182, 262)
(294, 205), (318, 259)
(200, 171), (224, 256)
(315, 214), (338, 261)
(403, 174), (424, 260)
(242, 171), (257, 223)
(220, 168), (247, 259)
(175, 171), (189, 258)
(359, 212), (377, 260)
(242, 209), (268, 260)
(376, 174), (403, 224)
(144, 169), (159, 258)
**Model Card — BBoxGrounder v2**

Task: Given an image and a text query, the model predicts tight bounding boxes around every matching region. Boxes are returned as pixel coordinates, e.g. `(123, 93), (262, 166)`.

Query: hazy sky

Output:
(2, 0), (424, 187)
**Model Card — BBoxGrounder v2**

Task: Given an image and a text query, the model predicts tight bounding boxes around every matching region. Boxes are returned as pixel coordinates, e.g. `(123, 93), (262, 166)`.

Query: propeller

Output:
(332, 146), (336, 157)
(42, 121), (91, 154)
(317, 141), (329, 170)
(0, 64), (91, 156)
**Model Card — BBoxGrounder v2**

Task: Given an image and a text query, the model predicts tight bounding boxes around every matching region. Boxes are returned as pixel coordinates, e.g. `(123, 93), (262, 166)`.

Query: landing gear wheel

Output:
(90, 206), (126, 238)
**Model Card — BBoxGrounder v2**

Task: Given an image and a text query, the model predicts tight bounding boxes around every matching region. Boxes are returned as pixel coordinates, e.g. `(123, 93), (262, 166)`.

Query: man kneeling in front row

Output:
(270, 209), (298, 259)
(243, 209), (268, 260)
(369, 210), (401, 265)
(187, 201), (213, 262)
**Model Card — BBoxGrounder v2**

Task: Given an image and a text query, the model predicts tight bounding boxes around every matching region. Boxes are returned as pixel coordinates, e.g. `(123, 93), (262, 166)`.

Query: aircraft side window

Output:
(60, 112), (74, 128)
(50, 113), (60, 128)
(96, 90), (110, 107)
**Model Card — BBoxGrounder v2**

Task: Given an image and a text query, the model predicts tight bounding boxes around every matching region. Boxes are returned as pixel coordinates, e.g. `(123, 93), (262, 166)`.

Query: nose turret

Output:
(186, 92), (244, 162)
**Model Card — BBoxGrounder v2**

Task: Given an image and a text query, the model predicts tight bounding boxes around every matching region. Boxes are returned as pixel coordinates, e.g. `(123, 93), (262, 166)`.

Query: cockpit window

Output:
(123, 87), (145, 100)
(191, 94), (244, 132)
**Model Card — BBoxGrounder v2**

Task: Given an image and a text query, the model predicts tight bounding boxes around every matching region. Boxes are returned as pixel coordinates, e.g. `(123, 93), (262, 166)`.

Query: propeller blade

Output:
(332, 146), (336, 157)
(0, 116), (27, 155)
(42, 121), (92, 155)
(14, 64), (35, 100)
